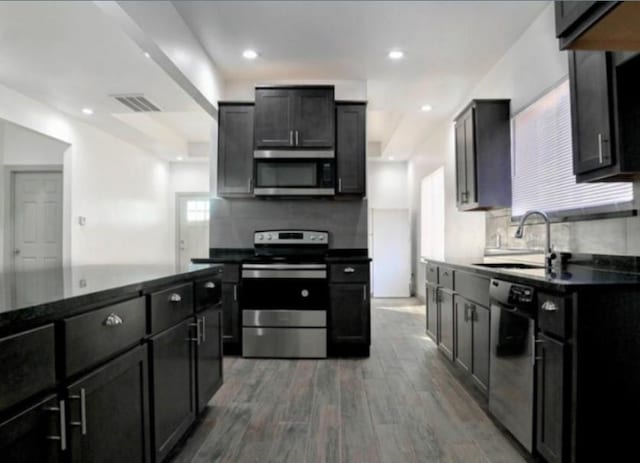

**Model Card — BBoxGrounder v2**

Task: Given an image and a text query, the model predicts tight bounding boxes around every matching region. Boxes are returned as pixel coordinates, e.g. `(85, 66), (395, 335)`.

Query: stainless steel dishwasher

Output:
(489, 278), (537, 452)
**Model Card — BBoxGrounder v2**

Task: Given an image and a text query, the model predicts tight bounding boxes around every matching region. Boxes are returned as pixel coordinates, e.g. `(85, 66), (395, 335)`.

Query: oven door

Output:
(253, 158), (335, 196)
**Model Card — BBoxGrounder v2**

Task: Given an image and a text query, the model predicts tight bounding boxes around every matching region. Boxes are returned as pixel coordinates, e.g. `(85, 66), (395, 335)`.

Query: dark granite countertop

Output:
(192, 248), (371, 264)
(422, 257), (640, 291)
(0, 264), (222, 336)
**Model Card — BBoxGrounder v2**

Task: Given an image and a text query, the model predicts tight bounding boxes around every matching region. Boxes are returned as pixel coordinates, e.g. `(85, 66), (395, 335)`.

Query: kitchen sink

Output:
(472, 262), (544, 269)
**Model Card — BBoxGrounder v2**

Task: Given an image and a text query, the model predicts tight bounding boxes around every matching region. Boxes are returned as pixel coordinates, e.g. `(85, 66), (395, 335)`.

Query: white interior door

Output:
(372, 208), (411, 297)
(12, 171), (63, 272)
(177, 195), (210, 271)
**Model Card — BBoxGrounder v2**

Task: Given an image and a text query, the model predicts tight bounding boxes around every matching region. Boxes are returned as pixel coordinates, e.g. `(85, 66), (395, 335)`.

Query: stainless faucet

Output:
(514, 210), (555, 269)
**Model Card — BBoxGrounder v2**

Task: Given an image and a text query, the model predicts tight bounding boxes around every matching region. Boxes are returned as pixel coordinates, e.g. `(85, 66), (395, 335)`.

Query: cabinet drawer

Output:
(0, 325), (55, 412)
(222, 264), (240, 283)
(149, 283), (194, 334)
(194, 276), (222, 312)
(439, 267), (454, 290)
(455, 271), (490, 307)
(538, 294), (571, 339)
(426, 263), (438, 283)
(329, 263), (369, 283)
(64, 297), (146, 377)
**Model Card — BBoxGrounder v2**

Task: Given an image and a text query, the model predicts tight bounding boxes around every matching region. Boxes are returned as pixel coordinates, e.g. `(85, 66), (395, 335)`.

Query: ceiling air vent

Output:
(111, 94), (161, 112)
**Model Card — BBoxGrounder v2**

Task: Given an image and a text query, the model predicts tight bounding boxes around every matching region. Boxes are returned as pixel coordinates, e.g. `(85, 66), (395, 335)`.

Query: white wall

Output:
(0, 81), (174, 266)
(409, 5), (568, 298)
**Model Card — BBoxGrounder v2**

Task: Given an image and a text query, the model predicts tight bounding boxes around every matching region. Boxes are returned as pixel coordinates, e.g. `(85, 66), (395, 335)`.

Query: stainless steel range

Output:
(241, 230), (329, 358)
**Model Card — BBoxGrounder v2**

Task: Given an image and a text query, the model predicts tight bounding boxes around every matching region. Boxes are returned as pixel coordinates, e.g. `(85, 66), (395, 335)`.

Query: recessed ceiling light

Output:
(176, 156), (184, 161)
(82, 108), (94, 115)
(242, 49), (258, 60)
(421, 104), (433, 112)
(389, 156), (395, 160)
(388, 50), (404, 60)
(143, 51), (151, 59)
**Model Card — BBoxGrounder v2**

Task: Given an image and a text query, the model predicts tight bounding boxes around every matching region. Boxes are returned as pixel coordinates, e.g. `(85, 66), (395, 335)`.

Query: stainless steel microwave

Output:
(253, 150), (335, 196)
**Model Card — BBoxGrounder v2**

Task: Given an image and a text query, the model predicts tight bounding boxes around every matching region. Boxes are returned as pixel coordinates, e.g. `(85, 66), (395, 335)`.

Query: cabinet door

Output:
(221, 283), (240, 345)
(438, 289), (454, 361)
(454, 297), (472, 373)
(329, 283), (370, 344)
(218, 104), (255, 196)
(149, 320), (196, 462)
(196, 308), (223, 413)
(570, 51), (614, 175)
(471, 304), (490, 394)
(463, 109), (477, 205)
(336, 103), (366, 195)
(295, 88), (334, 148)
(0, 395), (63, 463)
(454, 118), (467, 207)
(425, 283), (439, 342)
(536, 334), (567, 463)
(555, 1), (598, 36)
(254, 89), (294, 148)
(68, 346), (150, 463)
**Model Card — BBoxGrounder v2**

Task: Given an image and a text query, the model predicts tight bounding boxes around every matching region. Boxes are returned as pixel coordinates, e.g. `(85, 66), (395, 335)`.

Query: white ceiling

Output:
(174, 0), (549, 159)
(0, 1), (213, 162)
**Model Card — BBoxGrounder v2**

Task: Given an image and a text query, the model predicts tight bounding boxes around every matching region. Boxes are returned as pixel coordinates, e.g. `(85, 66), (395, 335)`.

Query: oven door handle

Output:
(242, 269), (327, 279)
(242, 264), (326, 270)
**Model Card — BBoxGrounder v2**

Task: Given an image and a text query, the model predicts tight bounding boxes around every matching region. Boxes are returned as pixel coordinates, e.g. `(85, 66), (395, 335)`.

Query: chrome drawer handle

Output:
(103, 313), (123, 326)
(204, 281), (216, 289)
(45, 400), (67, 451)
(69, 389), (87, 435)
(344, 267), (355, 273)
(542, 301), (558, 312)
(169, 293), (182, 303)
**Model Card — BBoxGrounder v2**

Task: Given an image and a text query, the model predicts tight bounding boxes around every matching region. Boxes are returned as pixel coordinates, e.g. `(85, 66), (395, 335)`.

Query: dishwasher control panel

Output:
(490, 279), (535, 307)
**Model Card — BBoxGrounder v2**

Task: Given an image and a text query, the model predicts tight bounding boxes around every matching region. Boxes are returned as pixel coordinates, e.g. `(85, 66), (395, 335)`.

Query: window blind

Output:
(511, 80), (633, 217)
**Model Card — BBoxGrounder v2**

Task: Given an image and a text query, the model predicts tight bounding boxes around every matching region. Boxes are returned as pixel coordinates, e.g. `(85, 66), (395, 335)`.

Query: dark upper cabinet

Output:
(196, 307), (223, 413)
(149, 319), (196, 462)
(217, 103), (255, 197)
(536, 333), (568, 463)
(254, 87), (335, 150)
(454, 100), (511, 211)
(569, 51), (640, 182)
(329, 283), (370, 345)
(0, 394), (63, 463)
(67, 345), (150, 463)
(438, 289), (454, 361)
(554, 2), (640, 51)
(425, 282), (439, 342)
(570, 51), (615, 175)
(336, 102), (366, 196)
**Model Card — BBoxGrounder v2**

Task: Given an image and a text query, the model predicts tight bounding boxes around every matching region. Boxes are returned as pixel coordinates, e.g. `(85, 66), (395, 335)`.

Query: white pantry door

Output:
(177, 195), (210, 271)
(372, 208), (411, 297)
(12, 171), (63, 272)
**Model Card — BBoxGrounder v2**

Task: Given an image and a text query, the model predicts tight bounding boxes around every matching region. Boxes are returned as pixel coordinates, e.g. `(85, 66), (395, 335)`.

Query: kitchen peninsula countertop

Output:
(0, 263), (222, 336)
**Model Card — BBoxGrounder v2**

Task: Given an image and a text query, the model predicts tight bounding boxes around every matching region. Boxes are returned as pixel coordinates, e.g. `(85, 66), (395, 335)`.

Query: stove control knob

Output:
(266, 234), (273, 240)
(310, 236), (317, 241)
(257, 234), (263, 241)
(301, 289), (309, 298)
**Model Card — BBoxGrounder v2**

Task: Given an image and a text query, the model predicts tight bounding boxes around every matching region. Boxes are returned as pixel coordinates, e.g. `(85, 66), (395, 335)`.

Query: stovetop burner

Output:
(250, 229), (329, 264)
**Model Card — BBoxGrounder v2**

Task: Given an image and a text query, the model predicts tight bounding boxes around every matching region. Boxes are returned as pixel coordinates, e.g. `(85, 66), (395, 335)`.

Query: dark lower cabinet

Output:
(438, 289), (454, 361)
(471, 304), (490, 393)
(536, 333), (568, 463)
(329, 283), (370, 345)
(196, 307), (223, 412)
(67, 345), (150, 463)
(0, 394), (62, 463)
(425, 283), (439, 342)
(454, 296), (472, 373)
(149, 320), (196, 462)
(221, 282), (240, 353)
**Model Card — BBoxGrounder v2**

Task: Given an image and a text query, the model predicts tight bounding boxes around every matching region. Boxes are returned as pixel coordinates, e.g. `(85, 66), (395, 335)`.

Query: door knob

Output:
(13, 249), (20, 255)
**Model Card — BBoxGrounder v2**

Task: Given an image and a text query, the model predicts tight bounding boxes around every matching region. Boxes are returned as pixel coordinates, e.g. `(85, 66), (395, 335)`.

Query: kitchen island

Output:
(0, 263), (223, 463)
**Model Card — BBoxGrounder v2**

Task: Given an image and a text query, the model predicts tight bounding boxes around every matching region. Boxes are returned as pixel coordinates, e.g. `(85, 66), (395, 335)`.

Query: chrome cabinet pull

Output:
(188, 320), (201, 345)
(598, 133), (603, 163)
(169, 293), (182, 303)
(541, 301), (558, 312)
(233, 284), (238, 301)
(204, 281), (216, 289)
(343, 267), (355, 273)
(45, 400), (67, 451)
(248, 177), (253, 192)
(103, 313), (123, 327)
(69, 389), (87, 435)
(201, 316), (206, 342)
(289, 130), (294, 146)
(338, 178), (342, 193)
(363, 285), (367, 301)
(295, 130), (299, 146)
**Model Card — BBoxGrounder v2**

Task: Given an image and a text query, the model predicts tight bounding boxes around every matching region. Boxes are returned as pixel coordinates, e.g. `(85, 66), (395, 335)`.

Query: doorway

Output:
(10, 171), (63, 272)
(176, 194), (210, 271)
(371, 208), (411, 297)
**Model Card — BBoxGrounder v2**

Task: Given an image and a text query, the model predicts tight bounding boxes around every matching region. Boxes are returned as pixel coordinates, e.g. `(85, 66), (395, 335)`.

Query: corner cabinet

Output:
(454, 100), (511, 211)
(254, 87), (335, 149)
(336, 102), (366, 196)
(217, 103), (255, 197)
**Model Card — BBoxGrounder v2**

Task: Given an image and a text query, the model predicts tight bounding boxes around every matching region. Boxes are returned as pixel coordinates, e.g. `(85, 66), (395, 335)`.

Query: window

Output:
(420, 167), (445, 259)
(186, 200), (210, 222)
(511, 80), (633, 218)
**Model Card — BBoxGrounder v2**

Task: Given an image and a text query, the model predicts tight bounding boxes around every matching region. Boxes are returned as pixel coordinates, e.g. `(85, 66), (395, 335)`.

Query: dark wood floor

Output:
(170, 298), (526, 463)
